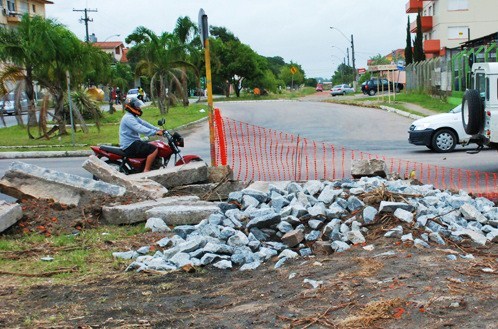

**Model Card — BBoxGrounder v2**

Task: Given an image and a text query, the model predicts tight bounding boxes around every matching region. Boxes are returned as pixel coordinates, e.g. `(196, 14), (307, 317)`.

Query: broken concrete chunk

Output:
(82, 155), (167, 199)
(101, 196), (200, 225)
(350, 159), (387, 178)
(0, 201), (23, 233)
(0, 161), (126, 207)
(281, 229), (304, 247)
(379, 201), (415, 213)
(208, 165), (234, 183)
(460, 203), (488, 224)
(146, 203), (220, 226)
(145, 217), (170, 232)
(139, 161), (208, 188)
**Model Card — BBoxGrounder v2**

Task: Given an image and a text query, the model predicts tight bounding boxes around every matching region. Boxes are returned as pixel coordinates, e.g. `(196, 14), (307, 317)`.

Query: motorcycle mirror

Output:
(158, 118), (166, 126)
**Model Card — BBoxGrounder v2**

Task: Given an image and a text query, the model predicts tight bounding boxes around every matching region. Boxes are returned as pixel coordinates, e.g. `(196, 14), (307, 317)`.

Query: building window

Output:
(448, 26), (468, 40)
(6, 0), (15, 12)
(448, 0), (468, 11)
(32, 4), (36, 13)
(115, 47), (121, 55)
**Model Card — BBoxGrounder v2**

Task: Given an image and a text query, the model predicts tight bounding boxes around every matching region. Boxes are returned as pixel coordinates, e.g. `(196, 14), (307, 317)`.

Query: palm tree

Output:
(0, 14), (57, 132)
(126, 27), (195, 114)
(173, 16), (201, 106)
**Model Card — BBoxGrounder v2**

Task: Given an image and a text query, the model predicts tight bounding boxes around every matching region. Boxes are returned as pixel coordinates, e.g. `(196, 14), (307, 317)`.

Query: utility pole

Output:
(351, 34), (356, 82)
(347, 48), (350, 66)
(73, 8), (97, 43)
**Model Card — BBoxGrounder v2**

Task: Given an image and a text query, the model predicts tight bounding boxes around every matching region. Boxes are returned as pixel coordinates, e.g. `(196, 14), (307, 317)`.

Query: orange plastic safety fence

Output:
(213, 114), (498, 198)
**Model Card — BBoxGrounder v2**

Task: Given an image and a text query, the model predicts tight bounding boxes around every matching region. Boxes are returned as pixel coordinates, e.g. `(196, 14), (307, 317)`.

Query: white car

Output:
(0, 92), (28, 115)
(330, 84), (354, 96)
(126, 88), (148, 102)
(408, 104), (477, 152)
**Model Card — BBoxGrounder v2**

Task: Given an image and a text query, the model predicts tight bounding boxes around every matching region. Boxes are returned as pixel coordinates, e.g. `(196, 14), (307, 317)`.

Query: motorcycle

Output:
(90, 118), (203, 174)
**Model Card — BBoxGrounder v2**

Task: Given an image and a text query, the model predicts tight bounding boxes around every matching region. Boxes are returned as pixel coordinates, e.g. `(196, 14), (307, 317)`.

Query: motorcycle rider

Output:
(119, 98), (163, 172)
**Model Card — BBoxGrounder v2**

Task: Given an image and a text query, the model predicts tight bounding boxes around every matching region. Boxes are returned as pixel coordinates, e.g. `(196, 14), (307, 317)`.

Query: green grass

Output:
(0, 225), (149, 284)
(0, 103), (208, 152)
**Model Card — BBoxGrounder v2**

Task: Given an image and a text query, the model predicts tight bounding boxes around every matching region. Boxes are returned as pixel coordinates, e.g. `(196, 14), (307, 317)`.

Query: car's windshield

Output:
(333, 85), (341, 88)
(128, 89), (138, 94)
(450, 105), (462, 114)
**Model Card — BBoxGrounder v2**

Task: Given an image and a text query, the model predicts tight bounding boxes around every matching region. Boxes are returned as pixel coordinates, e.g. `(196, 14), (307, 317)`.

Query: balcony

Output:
(406, 0), (423, 13)
(424, 39), (441, 55)
(410, 16), (433, 33)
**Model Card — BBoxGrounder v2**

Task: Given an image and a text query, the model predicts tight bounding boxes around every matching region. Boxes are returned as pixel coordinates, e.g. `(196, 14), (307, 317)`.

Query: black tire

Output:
(462, 89), (484, 135)
(368, 89), (376, 96)
(431, 129), (457, 153)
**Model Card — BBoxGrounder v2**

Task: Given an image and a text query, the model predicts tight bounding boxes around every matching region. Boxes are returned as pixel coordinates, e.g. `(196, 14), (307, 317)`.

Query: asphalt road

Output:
(0, 99), (497, 196)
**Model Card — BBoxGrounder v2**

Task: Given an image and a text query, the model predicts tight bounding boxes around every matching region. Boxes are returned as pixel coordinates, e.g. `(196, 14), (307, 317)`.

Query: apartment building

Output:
(0, 0), (52, 28)
(406, 0), (498, 57)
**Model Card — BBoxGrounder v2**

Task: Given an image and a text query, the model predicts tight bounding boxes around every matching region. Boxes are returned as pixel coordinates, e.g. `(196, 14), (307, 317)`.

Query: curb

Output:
(0, 150), (93, 159)
(379, 105), (424, 120)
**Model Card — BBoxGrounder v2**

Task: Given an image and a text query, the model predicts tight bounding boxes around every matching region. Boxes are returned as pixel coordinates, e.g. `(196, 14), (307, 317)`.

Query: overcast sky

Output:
(46, 1), (410, 79)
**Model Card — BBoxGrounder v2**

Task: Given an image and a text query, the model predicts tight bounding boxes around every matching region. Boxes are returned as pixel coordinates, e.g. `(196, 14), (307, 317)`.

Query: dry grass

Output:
(351, 257), (384, 277)
(339, 298), (404, 328)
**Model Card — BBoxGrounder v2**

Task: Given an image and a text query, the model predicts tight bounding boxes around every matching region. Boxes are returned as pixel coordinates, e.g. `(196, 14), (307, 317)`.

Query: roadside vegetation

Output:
(0, 103), (207, 152)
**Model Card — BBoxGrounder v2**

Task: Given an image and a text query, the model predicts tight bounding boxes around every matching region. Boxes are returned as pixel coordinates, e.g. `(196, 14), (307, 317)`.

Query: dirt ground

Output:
(0, 198), (497, 329)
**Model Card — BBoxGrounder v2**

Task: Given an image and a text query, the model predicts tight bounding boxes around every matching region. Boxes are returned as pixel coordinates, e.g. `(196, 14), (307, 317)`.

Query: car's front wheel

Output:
(431, 129), (457, 153)
(368, 89), (376, 96)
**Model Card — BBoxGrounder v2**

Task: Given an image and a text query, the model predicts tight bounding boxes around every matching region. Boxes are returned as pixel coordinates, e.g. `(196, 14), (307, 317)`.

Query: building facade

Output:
(0, 0), (52, 28)
(406, 0), (498, 57)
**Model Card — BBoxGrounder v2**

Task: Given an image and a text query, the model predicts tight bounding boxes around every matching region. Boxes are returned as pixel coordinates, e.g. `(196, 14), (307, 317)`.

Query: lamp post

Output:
(331, 46), (349, 66)
(103, 34), (121, 42)
(330, 27), (356, 83)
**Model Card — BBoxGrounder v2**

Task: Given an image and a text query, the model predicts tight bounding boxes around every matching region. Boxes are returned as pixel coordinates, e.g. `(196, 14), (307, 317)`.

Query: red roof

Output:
(92, 42), (124, 49)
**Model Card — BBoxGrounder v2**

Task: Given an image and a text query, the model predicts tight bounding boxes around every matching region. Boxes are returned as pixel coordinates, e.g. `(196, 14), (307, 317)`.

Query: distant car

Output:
(0, 92), (28, 115)
(408, 104), (478, 153)
(362, 78), (403, 96)
(330, 84), (354, 96)
(315, 83), (323, 92)
(126, 88), (148, 102)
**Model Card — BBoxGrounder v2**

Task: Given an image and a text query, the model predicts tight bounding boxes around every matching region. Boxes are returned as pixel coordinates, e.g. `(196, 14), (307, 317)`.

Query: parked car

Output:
(0, 92), (28, 115)
(408, 104), (478, 153)
(362, 78), (403, 96)
(126, 88), (148, 102)
(330, 84), (354, 96)
(315, 83), (323, 92)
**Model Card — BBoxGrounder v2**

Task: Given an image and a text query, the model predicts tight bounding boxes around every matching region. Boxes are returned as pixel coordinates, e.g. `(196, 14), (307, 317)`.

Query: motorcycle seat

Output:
(101, 145), (126, 157)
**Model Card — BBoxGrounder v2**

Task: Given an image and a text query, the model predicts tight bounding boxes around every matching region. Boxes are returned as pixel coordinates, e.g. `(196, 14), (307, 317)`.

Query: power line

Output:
(73, 8), (97, 42)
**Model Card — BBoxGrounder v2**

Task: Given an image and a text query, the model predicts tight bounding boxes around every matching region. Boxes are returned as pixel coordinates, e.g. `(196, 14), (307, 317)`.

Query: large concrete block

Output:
(135, 161), (208, 188)
(169, 181), (247, 201)
(0, 201), (23, 233)
(146, 203), (220, 226)
(351, 159), (388, 178)
(0, 161), (125, 207)
(101, 195), (200, 225)
(208, 166), (234, 183)
(82, 155), (168, 200)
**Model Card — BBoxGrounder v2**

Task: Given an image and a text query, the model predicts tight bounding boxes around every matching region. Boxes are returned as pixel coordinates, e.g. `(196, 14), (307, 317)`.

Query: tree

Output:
(369, 54), (390, 65)
(279, 63), (304, 89)
(413, 12), (425, 62)
(331, 64), (354, 85)
(126, 27), (194, 114)
(405, 16), (413, 65)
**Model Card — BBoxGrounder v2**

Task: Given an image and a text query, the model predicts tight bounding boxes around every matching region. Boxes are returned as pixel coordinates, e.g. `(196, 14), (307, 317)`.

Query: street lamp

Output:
(331, 45), (349, 66)
(103, 34), (121, 42)
(330, 27), (356, 83)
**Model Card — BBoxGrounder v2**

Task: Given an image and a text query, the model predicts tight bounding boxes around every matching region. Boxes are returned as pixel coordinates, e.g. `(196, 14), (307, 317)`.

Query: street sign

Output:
(290, 66), (297, 75)
(198, 9), (208, 47)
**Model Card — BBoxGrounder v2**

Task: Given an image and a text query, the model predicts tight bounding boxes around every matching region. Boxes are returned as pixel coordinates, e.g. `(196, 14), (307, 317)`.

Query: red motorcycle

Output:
(90, 119), (203, 174)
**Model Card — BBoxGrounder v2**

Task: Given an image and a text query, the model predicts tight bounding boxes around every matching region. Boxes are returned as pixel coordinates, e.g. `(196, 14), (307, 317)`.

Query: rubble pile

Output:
(115, 177), (498, 272)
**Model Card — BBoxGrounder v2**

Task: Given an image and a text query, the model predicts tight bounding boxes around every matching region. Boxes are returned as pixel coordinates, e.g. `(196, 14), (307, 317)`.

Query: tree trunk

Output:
(158, 75), (167, 115)
(25, 69), (38, 128)
(181, 68), (189, 107)
(52, 90), (67, 135)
